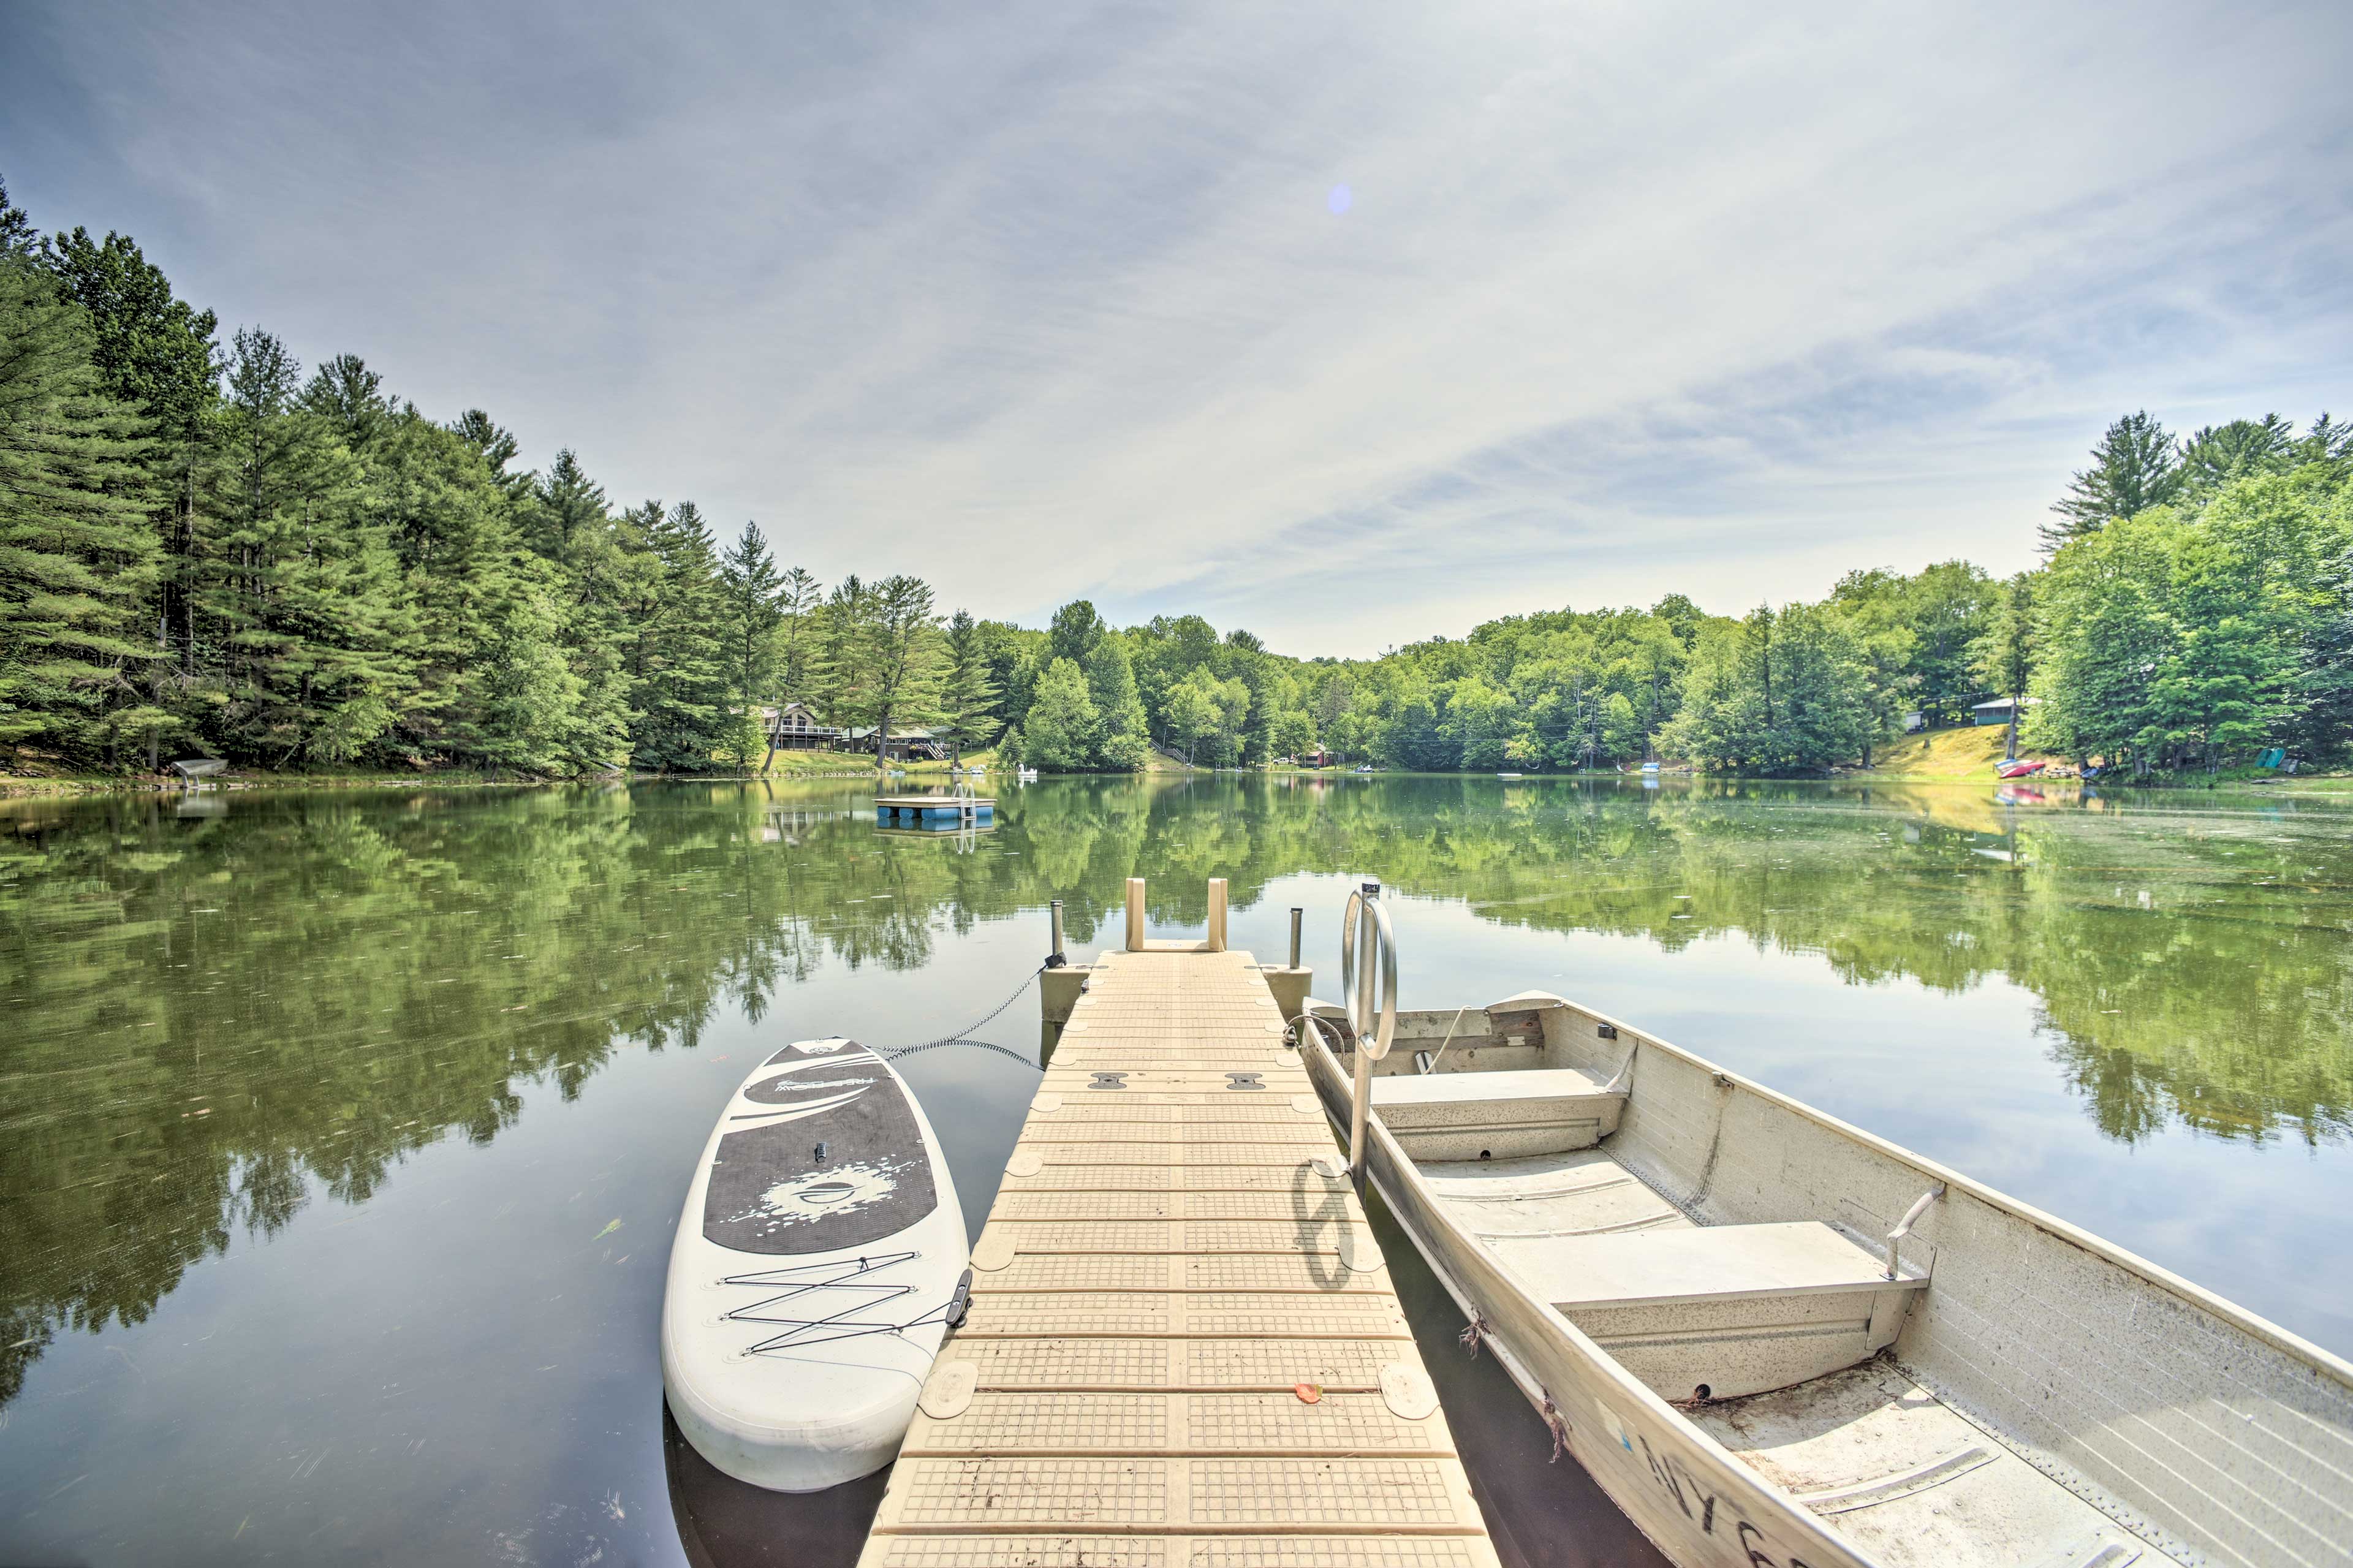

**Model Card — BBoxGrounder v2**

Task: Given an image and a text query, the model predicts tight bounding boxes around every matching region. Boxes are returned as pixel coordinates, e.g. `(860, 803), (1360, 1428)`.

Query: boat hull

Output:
(1303, 985), (2353, 1568)
(1304, 1031), (1873, 1568)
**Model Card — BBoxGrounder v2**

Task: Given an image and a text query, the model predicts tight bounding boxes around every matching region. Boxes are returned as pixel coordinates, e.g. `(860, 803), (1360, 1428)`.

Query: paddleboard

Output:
(661, 1037), (967, 1492)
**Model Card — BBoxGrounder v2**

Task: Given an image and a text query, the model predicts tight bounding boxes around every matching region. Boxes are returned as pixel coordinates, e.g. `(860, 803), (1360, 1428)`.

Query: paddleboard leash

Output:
(879, 964), (1047, 1065)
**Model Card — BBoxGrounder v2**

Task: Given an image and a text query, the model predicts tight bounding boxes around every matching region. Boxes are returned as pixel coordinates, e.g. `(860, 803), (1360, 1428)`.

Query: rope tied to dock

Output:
(878, 964), (1046, 1065)
(1460, 1309), (1490, 1358)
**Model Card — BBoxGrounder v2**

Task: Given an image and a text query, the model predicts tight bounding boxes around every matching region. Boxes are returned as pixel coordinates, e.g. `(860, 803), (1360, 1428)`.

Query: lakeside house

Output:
(747, 702), (950, 762)
(757, 701), (845, 751)
(1971, 696), (2033, 727)
(843, 726), (949, 762)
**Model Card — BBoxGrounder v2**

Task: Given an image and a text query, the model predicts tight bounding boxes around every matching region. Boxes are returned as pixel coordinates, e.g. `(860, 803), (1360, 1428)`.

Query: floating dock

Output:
(875, 793), (993, 825)
(857, 882), (1499, 1568)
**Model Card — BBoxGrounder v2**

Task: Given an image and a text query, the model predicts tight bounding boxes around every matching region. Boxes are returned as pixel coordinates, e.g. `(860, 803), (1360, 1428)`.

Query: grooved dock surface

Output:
(859, 949), (1500, 1568)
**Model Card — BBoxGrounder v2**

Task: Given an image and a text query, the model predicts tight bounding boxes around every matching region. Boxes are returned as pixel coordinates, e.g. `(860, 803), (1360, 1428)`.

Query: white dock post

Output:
(1206, 878), (1228, 951)
(1124, 877), (1146, 950)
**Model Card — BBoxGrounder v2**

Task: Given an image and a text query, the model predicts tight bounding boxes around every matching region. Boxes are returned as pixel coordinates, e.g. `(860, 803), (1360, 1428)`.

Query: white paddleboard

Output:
(661, 1037), (968, 1492)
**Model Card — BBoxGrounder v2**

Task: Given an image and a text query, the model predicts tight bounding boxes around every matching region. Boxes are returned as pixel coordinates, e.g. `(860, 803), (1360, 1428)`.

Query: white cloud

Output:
(9, 0), (2351, 653)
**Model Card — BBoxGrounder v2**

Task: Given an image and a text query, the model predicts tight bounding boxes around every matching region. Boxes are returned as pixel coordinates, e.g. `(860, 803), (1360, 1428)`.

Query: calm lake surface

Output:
(4, 775), (2349, 1566)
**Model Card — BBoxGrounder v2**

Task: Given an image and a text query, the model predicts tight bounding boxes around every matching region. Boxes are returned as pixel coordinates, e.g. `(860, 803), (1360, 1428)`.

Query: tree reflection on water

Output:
(2, 774), (2347, 1412)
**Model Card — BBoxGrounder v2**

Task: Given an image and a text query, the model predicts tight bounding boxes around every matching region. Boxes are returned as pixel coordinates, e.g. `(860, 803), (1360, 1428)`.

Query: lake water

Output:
(3, 775), (2348, 1566)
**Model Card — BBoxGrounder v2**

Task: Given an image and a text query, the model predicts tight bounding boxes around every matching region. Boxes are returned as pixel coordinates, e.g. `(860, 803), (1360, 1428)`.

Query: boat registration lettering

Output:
(1610, 1416), (1819, 1568)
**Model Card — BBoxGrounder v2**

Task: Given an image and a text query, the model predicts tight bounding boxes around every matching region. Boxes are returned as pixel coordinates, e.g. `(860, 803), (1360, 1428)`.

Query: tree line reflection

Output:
(2, 774), (2346, 1407)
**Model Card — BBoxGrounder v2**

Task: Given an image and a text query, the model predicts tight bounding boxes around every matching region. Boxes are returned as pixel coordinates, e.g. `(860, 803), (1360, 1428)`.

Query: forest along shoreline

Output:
(7, 764), (2348, 803)
(0, 758), (963, 800)
(6, 171), (2349, 793)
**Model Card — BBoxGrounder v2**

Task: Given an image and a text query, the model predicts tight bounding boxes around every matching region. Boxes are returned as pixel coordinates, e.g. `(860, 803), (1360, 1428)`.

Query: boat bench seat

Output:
(1370, 1067), (1626, 1158)
(1489, 1220), (1927, 1401)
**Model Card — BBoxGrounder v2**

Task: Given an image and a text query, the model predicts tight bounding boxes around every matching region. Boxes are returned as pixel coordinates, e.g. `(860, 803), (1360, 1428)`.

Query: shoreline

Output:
(0, 759), (969, 801)
(7, 763), (2344, 803)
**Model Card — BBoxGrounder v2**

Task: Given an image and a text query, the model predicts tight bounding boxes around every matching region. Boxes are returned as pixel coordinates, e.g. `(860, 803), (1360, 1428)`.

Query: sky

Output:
(6, 1), (2351, 655)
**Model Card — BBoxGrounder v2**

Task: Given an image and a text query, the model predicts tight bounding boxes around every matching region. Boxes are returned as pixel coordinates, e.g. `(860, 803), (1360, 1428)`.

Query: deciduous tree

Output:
(1024, 657), (1098, 771)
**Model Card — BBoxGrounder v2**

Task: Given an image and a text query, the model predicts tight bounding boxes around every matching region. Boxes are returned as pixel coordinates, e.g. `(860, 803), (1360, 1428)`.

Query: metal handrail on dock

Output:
(1340, 882), (1400, 1184)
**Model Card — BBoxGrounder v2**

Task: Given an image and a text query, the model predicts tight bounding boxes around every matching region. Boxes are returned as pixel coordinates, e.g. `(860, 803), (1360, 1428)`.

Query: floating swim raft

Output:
(874, 793), (992, 825)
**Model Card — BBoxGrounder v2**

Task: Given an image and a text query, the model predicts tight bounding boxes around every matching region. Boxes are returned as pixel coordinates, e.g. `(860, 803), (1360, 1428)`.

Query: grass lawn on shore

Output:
(1864, 724), (2052, 779)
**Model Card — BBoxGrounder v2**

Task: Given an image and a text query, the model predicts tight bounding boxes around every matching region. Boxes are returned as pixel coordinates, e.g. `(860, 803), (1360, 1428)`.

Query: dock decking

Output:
(857, 945), (1500, 1568)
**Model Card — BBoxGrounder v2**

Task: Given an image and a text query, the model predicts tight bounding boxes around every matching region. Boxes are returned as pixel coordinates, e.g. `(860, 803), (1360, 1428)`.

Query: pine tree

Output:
(775, 566), (820, 695)
(521, 450), (635, 770)
(718, 521), (784, 752)
(300, 352), (394, 455)
(42, 224), (220, 678)
(412, 409), (574, 770)
(809, 574), (871, 737)
(450, 409), (534, 507)
(526, 449), (608, 561)
(0, 176), (36, 257)
(2177, 415), (2297, 499)
(0, 254), (161, 760)
(453, 567), (588, 775)
(196, 328), (414, 763)
(2296, 413), (2353, 471)
(631, 502), (735, 770)
(862, 575), (947, 768)
(941, 610), (1003, 760)
(369, 409), (529, 761)
(2045, 412), (2181, 551)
